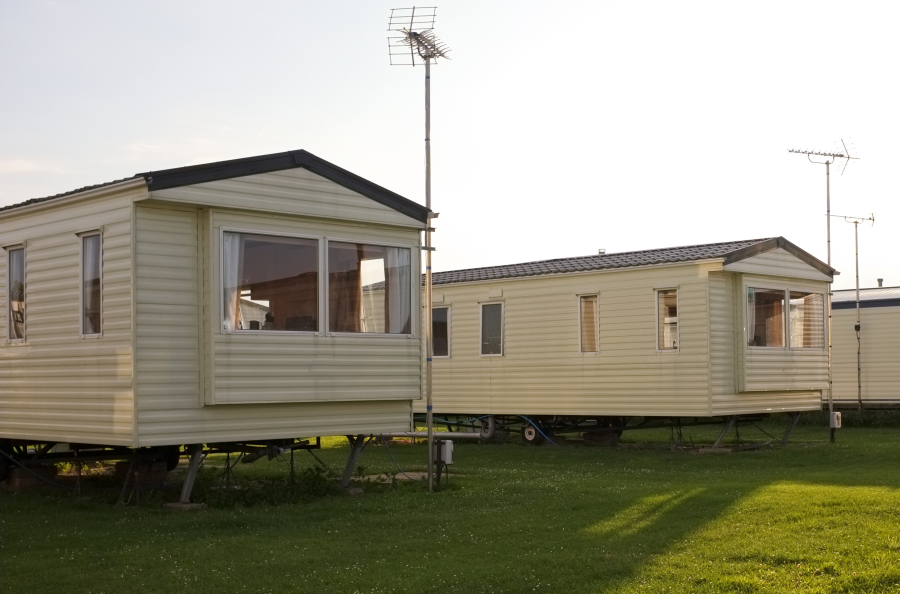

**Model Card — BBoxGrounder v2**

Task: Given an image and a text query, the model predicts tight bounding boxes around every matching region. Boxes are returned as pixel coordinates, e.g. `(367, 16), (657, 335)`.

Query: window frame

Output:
(655, 287), (679, 353)
(431, 305), (451, 358)
(219, 227), (323, 336)
(578, 293), (599, 354)
(745, 285), (827, 351)
(79, 231), (103, 338)
(479, 301), (504, 357)
(5, 244), (25, 343)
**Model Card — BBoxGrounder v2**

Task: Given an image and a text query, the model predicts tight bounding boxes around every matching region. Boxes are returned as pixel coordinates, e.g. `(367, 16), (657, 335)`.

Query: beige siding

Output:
(427, 263), (716, 417)
(149, 168), (423, 229)
(708, 272), (822, 415)
(832, 305), (900, 406)
(724, 247), (831, 282)
(133, 204), (418, 445)
(0, 190), (137, 445)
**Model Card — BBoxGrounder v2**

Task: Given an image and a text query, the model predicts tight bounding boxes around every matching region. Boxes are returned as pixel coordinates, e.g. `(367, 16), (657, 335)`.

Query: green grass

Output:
(2, 415), (900, 593)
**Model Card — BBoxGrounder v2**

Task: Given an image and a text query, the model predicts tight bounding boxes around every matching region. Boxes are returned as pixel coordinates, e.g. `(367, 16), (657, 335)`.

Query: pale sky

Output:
(1, 0), (897, 290)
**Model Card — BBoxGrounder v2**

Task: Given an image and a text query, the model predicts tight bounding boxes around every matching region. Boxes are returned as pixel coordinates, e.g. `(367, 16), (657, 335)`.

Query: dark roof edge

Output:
(137, 149), (430, 223)
(832, 299), (900, 310)
(723, 236), (837, 277)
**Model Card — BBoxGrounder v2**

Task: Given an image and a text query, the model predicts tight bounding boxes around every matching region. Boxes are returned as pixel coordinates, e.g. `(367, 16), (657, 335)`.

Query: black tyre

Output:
(164, 446), (182, 471)
(521, 424), (545, 446)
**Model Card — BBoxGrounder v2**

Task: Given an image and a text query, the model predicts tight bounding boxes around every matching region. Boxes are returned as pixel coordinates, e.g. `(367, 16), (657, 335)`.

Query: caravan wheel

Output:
(521, 425), (545, 446)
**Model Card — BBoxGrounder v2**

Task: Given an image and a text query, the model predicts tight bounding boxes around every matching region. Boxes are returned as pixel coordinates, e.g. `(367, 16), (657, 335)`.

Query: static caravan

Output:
(421, 237), (836, 443)
(0, 150), (428, 491)
(831, 286), (900, 408)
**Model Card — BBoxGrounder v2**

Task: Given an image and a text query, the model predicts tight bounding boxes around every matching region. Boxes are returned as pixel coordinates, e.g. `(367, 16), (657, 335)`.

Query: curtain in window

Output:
(222, 232), (245, 332)
(580, 295), (598, 353)
(384, 247), (411, 334)
(747, 288), (756, 346)
(82, 235), (101, 334)
(328, 243), (363, 333)
(8, 248), (24, 340)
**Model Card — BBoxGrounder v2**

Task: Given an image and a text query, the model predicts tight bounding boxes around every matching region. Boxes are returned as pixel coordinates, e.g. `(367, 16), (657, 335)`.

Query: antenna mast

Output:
(388, 7), (451, 493)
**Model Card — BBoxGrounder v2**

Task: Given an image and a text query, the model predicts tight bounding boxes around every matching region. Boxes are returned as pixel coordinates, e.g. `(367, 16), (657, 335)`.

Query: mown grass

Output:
(2, 413), (899, 593)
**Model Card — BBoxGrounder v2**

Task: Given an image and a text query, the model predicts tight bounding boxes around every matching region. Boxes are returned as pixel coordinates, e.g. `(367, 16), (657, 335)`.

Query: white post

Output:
(424, 56), (434, 493)
(854, 221), (862, 408)
(825, 160), (835, 442)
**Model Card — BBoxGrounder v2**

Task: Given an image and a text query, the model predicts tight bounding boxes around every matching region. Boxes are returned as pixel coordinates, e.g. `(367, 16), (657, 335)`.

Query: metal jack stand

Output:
(781, 412), (802, 444)
(179, 445), (205, 504)
(340, 435), (371, 489)
(712, 416), (738, 448)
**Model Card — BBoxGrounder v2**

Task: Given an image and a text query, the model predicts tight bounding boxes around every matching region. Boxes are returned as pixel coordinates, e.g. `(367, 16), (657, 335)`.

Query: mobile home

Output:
(422, 237), (836, 441)
(1, 150), (428, 485)
(831, 286), (900, 408)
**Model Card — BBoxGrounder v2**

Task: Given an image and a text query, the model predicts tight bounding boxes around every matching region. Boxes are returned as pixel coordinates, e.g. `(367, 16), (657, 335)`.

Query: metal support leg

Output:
(781, 412), (802, 445)
(712, 416), (738, 448)
(179, 445), (204, 504)
(340, 435), (368, 489)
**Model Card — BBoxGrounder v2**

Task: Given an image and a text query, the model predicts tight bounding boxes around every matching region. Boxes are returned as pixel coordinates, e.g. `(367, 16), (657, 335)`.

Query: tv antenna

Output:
(830, 213), (875, 410)
(388, 6), (450, 493)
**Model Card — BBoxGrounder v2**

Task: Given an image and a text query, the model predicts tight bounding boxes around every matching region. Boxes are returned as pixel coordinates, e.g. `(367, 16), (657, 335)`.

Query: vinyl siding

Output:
(832, 305), (900, 406)
(148, 168), (422, 229)
(708, 272), (822, 415)
(723, 247), (831, 282)
(427, 263), (716, 417)
(0, 190), (137, 445)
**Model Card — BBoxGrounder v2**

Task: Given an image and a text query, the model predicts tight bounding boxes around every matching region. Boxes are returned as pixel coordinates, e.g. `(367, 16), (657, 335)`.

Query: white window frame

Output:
(324, 236), (418, 338)
(479, 301), (504, 357)
(432, 305), (451, 358)
(219, 227), (323, 335)
(578, 294), (599, 354)
(655, 287), (679, 353)
(5, 244), (25, 343)
(745, 285), (827, 351)
(79, 231), (103, 338)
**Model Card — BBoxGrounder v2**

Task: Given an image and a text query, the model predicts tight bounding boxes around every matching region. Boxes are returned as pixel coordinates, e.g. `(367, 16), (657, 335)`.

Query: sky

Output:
(1, 0), (897, 290)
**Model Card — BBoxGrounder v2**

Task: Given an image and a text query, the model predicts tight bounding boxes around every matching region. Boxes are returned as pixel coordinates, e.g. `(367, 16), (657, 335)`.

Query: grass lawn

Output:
(2, 413), (899, 593)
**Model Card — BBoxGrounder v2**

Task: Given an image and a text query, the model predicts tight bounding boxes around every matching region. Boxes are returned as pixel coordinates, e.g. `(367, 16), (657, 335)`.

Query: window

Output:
(329, 242), (411, 334)
(432, 306), (450, 357)
(747, 288), (785, 347)
(657, 289), (678, 350)
(580, 295), (598, 353)
(789, 291), (825, 349)
(7, 247), (24, 341)
(223, 232), (319, 332)
(81, 234), (101, 336)
(481, 303), (503, 355)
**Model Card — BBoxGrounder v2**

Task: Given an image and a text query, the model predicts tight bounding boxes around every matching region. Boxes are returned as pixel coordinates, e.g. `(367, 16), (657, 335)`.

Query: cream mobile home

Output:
(0, 150), (428, 492)
(831, 285), (900, 408)
(420, 238), (836, 443)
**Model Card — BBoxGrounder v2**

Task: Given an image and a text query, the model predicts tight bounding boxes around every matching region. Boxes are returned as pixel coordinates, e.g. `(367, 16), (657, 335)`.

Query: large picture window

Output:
(580, 295), (598, 353)
(657, 289), (678, 350)
(223, 232), (319, 332)
(432, 306), (449, 357)
(789, 291), (825, 349)
(481, 303), (503, 355)
(328, 242), (411, 334)
(82, 234), (101, 336)
(7, 247), (24, 341)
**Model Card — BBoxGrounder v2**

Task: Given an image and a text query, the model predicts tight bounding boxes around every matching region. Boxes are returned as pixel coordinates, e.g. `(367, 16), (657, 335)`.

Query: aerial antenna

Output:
(830, 213), (875, 411)
(388, 6), (450, 493)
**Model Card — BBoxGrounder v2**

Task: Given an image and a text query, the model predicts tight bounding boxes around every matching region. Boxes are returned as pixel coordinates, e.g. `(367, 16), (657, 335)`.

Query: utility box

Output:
(434, 440), (454, 465)
(830, 412), (842, 429)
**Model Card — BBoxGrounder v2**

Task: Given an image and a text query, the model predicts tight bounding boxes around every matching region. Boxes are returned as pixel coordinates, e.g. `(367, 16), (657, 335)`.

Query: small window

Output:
(7, 247), (25, 341)
(789, 291), (825, 349)
(481, 303), (503, 355)
(657, 289), (678, 350)
(748, 288), (785, 347)
(223, 232), (319, 332)
(432, 306), (450, 357)
(580, 295), (598, 353)
(329, 242), (411, 334)
(82, 234), (102, 336)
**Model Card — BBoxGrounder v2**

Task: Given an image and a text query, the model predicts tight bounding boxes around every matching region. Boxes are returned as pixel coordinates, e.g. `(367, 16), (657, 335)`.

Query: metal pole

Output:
(826, 160), (831, 265)
(825, 160), (835, 443)
(424, 55), (434, 493)
(855, 221), (862, 408)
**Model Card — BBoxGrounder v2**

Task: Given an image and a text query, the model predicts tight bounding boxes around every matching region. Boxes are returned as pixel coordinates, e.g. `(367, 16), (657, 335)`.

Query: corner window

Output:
(657, 289), (678, 350)
(432, 306), (450, 357)
(747, 288), (785, 347)
(790, 291), (825, 349)
(328, 242), (411, 334)
(580, 295), (598, 353)
(7, 247), (25, 341)
(481, 303), (503, 355)
(82, 234), (102, 336)
(223, 232), (319, 332)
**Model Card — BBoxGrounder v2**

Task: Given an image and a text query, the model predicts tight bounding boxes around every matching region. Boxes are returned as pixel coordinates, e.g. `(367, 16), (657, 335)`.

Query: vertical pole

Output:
(855, 221), (862, 408)
(424, 56), (434, 493)
(826, 161), (831, 265)
(825, 160), (835, 443)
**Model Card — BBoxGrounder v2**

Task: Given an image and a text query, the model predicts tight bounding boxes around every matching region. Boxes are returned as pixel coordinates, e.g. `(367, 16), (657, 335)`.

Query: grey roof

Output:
(0, 176), (139, 213)
(431, 238), (775, 286)
(832, 286), (900, 309)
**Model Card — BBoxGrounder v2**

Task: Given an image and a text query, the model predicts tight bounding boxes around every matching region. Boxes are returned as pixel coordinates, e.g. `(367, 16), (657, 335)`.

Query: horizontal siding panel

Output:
(724, 248), (832, 282)
(832, 305), (900, 405)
